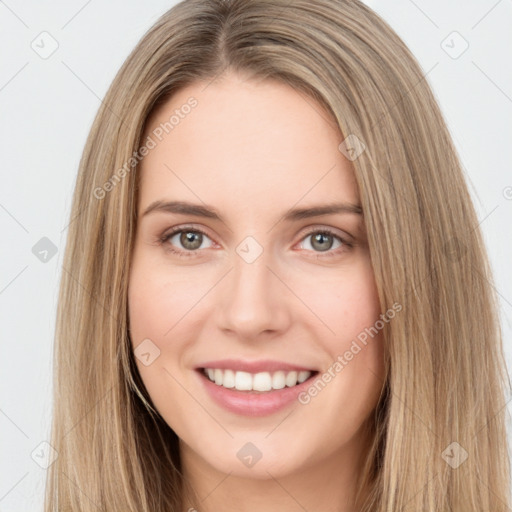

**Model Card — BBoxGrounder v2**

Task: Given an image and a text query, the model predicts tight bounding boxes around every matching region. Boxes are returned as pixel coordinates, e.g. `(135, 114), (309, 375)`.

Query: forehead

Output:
(138, 73), (359, 218)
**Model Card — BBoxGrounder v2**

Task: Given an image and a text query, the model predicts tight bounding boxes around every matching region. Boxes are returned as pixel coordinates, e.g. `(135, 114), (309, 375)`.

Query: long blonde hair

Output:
(45, 0), (511, 510)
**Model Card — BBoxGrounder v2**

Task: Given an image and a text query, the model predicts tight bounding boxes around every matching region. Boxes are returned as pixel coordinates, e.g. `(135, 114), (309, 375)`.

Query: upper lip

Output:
(196, 359), (317, 374)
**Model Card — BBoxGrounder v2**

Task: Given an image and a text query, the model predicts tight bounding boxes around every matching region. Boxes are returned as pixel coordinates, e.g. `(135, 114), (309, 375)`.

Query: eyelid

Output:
(159, 223), (217, 249)
(296, 224), (354, 244)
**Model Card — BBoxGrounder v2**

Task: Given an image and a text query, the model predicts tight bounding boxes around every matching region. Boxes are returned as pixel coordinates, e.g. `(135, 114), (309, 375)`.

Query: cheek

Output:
(127, 260), (193, 414)
(302, 258), (381, 341)
(298, 258), (385, 401)
(128, 258), (199, 346)
(127, 256), (186, 398)
(128, 274), (167, 346)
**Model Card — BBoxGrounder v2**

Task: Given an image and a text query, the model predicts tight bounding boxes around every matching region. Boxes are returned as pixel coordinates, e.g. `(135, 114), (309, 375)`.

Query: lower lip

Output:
(196, 369), (317, 417)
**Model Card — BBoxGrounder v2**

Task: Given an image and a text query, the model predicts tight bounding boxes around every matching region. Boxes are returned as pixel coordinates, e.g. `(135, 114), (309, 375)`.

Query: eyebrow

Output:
(141, 200), (363, 223)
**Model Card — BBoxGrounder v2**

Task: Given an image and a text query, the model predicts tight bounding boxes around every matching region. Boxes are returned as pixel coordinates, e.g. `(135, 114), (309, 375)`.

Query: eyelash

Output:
(158, 225), (352, 260)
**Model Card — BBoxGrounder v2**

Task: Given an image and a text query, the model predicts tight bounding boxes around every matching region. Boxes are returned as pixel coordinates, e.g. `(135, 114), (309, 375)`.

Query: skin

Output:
(128, 71), (386, 512)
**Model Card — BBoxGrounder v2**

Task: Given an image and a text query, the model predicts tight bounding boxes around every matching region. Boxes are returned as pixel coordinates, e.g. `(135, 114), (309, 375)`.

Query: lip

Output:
(195, 365), (319, 417)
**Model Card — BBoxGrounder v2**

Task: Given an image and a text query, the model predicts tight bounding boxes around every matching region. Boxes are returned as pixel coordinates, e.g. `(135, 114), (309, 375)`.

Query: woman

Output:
(44, 0), (511, 510)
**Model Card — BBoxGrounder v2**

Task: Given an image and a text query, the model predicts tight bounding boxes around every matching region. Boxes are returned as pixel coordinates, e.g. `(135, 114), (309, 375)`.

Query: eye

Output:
(158, 225), (352, 259)
(159, 226), (214, 258)
(297, 228), (350, 257)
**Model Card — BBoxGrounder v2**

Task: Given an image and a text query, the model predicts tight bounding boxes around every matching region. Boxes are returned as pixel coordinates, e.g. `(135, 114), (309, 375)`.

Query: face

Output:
(128, 71), (386, 481)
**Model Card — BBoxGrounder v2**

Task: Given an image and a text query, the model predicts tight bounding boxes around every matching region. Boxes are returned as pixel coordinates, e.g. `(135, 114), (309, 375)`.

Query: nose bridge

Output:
(232, 249), (272, 301)
(217, 242), (290, 338)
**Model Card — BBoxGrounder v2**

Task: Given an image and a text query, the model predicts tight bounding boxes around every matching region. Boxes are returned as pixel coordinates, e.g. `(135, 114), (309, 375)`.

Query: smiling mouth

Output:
(199, 367), (319, 393)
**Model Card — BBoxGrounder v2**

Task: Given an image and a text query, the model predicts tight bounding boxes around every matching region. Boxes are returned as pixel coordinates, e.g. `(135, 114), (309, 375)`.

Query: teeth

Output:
(253, 372), (272, 391)
(272, 371), (286, 390)
(297, 371), (310, 383)
(223, 369), (235, 388)
(203, 368), (313, 391)
(235, 371), (253, 390)
(285, 371), (297, 387)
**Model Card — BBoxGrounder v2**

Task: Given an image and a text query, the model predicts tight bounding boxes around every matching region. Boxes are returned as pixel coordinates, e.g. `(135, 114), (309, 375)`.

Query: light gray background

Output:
(1, 1), (511, 510)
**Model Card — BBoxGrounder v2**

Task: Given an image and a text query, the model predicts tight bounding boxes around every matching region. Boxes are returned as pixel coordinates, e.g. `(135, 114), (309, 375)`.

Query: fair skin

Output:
(128, 71), (385, 512)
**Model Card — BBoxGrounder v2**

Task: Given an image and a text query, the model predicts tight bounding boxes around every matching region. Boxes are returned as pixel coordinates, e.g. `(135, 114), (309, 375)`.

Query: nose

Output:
(215, 248), (292, 341)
